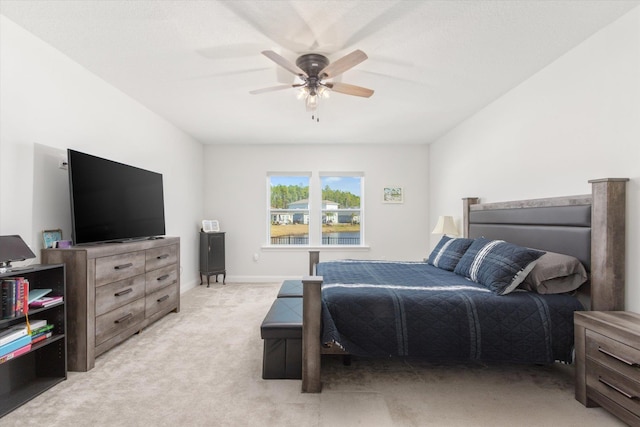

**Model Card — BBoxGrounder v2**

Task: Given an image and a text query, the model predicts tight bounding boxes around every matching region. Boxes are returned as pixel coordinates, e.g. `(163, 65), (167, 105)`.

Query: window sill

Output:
(261, 245), (370, 251)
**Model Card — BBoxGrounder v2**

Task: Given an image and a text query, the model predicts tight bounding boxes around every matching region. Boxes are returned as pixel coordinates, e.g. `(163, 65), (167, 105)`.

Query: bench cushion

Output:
(260, 297), (302, 339)
(277, 279), (303, 298)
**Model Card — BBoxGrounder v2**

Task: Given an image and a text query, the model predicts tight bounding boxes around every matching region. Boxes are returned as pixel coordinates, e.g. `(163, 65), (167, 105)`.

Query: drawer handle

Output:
(114, 313), (133, 324)
(157, 274), (170, 281)
(157, 295), (169, 303)
(157, 254), (169, 260)
(598, 347), (640, 367)
(598, 377), (638, 400)
(114, 263), (133, 270)
(114, 288), (133, 297)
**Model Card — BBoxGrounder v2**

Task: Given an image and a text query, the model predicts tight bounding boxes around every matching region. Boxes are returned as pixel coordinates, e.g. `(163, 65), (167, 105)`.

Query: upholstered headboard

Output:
(467, 200), (592, 270)
(462, 178), (628, 311)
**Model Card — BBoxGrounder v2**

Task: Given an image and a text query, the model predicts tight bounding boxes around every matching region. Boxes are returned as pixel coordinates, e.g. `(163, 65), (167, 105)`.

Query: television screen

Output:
(68, 149), (166, 245)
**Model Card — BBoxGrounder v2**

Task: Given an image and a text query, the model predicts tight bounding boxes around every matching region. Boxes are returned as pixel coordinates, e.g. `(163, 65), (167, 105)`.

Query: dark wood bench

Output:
(260, 297), (302, 379)
(276, 279), (303, 298)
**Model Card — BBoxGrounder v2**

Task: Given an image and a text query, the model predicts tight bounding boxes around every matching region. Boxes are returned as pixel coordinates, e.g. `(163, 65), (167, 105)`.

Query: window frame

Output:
(319, 173), (364, 247)
(267, 172), (311, 247)
(265, 172), (366, 249)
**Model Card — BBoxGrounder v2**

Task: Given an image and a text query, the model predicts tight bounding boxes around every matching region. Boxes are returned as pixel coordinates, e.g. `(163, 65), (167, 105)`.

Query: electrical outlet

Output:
(253, 253), (259, 262)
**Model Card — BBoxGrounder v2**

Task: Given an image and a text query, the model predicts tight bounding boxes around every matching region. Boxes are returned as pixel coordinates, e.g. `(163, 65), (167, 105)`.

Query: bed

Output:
(301, 178), (628, 393)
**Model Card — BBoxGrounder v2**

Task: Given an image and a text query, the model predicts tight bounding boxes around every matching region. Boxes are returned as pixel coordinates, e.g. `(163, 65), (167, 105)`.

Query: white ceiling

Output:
(1, 0), (638, 145)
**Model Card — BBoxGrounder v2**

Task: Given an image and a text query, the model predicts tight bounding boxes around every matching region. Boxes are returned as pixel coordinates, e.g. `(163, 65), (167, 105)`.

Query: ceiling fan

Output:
(250, 49), (374, 121)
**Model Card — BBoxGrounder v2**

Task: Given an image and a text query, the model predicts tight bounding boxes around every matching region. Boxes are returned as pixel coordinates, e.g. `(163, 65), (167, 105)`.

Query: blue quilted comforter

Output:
(316, 260), (583, 363)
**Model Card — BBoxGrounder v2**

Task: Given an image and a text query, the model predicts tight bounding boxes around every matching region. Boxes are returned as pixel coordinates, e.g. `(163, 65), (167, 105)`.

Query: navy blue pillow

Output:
(453, 237), (545, 295)
(427, 236), (474, 271)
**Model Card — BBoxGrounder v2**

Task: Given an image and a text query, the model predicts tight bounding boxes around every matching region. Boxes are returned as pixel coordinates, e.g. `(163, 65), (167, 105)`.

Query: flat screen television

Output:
(68, 149), (166, 245)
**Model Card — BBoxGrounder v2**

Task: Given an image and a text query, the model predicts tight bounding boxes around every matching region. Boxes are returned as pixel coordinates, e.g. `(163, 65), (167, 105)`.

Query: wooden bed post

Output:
(589, 178), (628, 311)
(462, 197), (479, 238)
(302, 275), (323, 393)
(309, 250), (319, 276)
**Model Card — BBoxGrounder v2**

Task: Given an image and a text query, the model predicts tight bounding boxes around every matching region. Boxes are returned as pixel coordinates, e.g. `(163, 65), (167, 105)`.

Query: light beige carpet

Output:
(1, 282), (624, 426)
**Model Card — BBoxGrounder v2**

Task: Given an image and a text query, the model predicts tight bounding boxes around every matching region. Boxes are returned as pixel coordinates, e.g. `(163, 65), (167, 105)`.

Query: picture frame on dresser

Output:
(42, 229), (62, 249)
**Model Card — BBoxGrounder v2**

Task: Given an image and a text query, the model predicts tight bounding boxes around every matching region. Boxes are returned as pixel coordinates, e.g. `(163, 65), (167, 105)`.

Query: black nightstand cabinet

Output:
(199, 232), (226, 286)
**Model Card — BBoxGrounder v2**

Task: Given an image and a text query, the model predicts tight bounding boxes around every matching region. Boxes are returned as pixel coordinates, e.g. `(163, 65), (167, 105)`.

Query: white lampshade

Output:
(431, 215), (458, 236)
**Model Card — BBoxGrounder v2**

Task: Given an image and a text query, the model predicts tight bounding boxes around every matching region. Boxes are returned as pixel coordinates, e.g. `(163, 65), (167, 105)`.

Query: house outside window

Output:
(267, 173), (363, 247)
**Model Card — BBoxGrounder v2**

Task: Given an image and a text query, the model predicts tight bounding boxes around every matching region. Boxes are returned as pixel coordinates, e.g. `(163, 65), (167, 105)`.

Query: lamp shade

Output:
(431, 216), (458, 236)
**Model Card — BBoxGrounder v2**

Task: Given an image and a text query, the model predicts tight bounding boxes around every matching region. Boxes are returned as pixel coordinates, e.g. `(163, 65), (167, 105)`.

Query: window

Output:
(320, 174), (362, 246)
(267, 172), (364, 247)
(268, 174), (310, 245)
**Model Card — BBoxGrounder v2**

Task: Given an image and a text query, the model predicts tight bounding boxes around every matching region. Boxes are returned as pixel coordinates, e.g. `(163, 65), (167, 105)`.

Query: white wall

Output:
(203, 144), (430, 281)
(0, 17), (204, 292)
(429, 8), (640, 311)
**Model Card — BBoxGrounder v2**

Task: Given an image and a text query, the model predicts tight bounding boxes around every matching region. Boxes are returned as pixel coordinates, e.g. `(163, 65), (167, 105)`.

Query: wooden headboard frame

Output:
(463, 178), (628, 311)
(302, 178), (628, 393)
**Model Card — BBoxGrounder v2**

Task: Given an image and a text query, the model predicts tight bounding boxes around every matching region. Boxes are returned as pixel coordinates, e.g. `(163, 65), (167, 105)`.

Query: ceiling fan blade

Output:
(324, 82), (374, 98)
(250, 84), (303, 95)
(319, 50), (368, 79)
(261, 50), (308, 78)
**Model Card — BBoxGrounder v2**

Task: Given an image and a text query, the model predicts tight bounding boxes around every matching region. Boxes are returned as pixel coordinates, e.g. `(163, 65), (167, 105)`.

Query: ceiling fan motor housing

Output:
(296, 54), (330, 78)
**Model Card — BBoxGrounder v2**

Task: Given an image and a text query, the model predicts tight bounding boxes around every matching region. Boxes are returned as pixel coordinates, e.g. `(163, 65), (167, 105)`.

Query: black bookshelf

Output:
(0, 264), (66, 417)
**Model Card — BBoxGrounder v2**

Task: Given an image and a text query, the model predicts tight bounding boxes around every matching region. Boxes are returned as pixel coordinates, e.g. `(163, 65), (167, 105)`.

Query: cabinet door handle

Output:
(157, 274), (170, 281)
(156, 254), (169, 260)
(114, 288), (133, 297)
(114, 263), (133, 270)
(114, 313), (133, 324)
(157, 295), (169, 303)
(598, 346), (640, 367)
(598, 377), (638, 400)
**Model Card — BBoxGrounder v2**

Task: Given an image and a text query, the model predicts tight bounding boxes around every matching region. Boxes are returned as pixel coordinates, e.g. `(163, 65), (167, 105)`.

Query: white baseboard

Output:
(220, 275), (301, 283)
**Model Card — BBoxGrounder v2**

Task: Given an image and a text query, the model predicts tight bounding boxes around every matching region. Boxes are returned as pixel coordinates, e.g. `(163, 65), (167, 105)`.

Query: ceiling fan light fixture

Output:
(252, 49), (373, 122)
(317, 86), (329, 98)
(305, 94), (318, 111)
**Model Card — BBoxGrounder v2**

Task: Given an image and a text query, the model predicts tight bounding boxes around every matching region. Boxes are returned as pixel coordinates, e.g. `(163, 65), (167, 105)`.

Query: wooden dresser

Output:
(574, 311), (640, 426)
(42, 237), (180, 371)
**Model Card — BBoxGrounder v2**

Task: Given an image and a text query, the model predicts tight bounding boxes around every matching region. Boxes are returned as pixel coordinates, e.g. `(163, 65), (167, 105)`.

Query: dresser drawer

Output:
(95, 251), (146, 286)
(95, 298), (145, 346)
(586, 329), (640, 380)
(145, 264), (178, 294)
(145, 245), (178, 272)
(586, 358), (640, 417)
(145, 285), (178, 318)
(95, 275), (146, 317)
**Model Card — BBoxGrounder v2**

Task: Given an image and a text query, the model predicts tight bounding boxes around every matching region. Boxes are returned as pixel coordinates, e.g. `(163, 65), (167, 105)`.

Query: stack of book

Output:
(1, 277), (29, 319)
(29, 295), (63, 308)
(0, 319), (51, 364)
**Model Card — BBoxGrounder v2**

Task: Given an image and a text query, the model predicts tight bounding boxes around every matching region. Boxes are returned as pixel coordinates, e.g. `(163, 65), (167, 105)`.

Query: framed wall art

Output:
(383, 187), (403, 204)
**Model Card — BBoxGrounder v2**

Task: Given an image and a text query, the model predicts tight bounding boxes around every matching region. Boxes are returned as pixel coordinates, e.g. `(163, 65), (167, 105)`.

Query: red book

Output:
(22, 279), (29, 316)
(30, 332), (52, 345)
